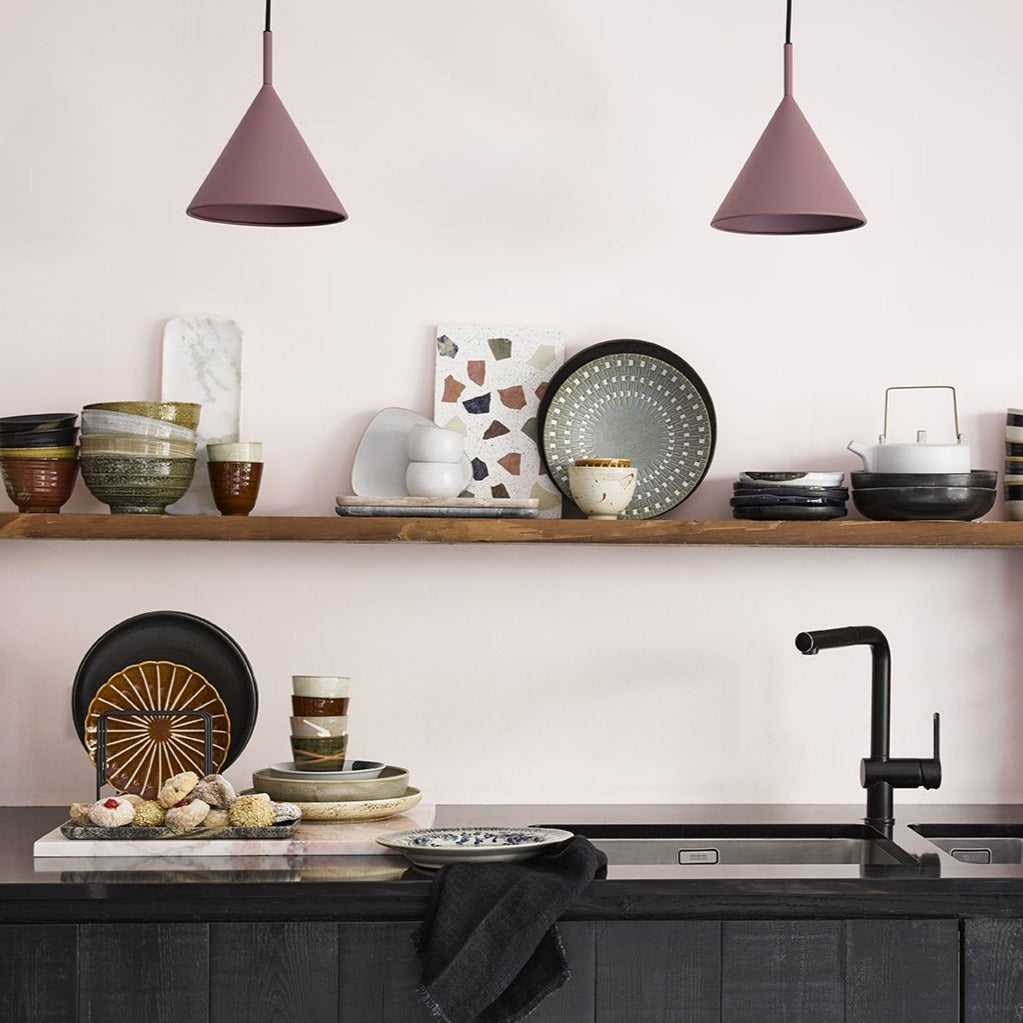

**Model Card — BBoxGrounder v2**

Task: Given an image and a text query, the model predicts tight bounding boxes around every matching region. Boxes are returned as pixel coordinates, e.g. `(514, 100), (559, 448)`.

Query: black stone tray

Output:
(59, 819), (298, 841)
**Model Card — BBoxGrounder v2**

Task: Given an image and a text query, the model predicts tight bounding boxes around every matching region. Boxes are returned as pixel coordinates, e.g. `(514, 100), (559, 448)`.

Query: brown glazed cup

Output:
(0, 456), (79, 513)
(292, 695), (350, 716)
(290, 734), (349, 771)
(208, 460), (263, 516)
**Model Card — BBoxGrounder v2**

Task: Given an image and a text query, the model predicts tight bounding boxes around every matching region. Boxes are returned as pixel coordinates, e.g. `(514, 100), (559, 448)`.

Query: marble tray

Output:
(59, 820), (297, 841)
(33, 804), (436, 858)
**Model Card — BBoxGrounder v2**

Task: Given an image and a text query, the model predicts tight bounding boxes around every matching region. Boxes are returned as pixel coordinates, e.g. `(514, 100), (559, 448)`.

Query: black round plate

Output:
(71, 610), (258, 770)
(730, 494), (847, 508)
(537, 339), (716, 519)
(733, 504), (848, 521)
(732, 484), (849, 500)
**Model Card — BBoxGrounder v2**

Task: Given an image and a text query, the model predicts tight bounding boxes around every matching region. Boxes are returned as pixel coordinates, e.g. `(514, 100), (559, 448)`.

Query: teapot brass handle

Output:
(882, 385), (961, 443)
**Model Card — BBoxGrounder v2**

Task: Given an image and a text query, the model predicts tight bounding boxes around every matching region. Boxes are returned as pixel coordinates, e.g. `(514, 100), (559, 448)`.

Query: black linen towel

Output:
(414, 835), (607, 1023)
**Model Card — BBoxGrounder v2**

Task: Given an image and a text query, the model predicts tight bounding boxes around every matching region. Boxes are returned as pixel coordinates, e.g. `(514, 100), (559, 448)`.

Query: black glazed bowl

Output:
(851, 486), (996, 521)
(0, 413), (77, 433)
(851, 471), (997, 490)
(1007, 443), (1023, 458)
(0, 426), (79, 448)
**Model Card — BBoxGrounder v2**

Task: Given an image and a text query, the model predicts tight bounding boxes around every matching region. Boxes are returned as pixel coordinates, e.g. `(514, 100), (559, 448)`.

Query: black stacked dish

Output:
(850, 471), (997, 521)
(731, 471), (848, 521)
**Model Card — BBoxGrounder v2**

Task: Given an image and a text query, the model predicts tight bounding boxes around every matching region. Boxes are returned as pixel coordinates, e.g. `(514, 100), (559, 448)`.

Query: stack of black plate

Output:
(731, 471), (849, 521)
(850, 471), (997, 521)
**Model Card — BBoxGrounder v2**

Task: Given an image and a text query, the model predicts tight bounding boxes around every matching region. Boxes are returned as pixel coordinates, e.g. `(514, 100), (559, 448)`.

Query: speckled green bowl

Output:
(80, 455), (196, 514)
(83, 401), (201, 431)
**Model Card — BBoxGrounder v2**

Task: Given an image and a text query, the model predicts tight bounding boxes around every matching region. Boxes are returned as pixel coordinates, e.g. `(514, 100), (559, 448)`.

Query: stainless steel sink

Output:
(911, 824), (1023, 864)
(539, 824), (917, 866)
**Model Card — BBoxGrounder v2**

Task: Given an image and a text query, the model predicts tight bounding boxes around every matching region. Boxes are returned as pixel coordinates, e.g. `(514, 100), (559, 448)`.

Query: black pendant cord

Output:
(785, 0), (792, 44)
(265, 0), (272, 32)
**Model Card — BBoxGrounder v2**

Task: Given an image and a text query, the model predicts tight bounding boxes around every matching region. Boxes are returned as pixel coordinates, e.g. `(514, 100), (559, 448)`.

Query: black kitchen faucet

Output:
(795, 625), (941, 831)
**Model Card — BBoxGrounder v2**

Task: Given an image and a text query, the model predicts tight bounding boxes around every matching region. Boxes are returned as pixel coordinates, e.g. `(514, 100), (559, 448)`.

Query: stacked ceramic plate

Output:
(252, 761), (421, 823)
(850, 471), (997, 521)
(730, 471), (848, 521)
(1006, 409), (1023, 520)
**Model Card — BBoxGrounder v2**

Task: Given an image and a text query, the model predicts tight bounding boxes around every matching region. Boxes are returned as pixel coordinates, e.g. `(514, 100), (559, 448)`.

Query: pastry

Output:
(158, 771), (200, 809)
(228, 793), (275, 828)
(204, 808), (230, 828)
(131, 800), (166, 827)
(192, 774), (237, 808)
(88, 796), (135, 828)
(69, 802), (93, 826)
(164, 798), (211, 831)
(271, 801), (302, 824)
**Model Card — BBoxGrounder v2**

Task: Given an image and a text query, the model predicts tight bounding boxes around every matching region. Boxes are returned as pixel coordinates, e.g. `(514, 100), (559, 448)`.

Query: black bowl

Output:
(1008, 410), (1023, 428)
(0, 413), (77, 433)
(851, 486), (996, 521)
(851, 471), (997, 490)
(0, 426), (79, 448)
(1005, 485), (1023, 502)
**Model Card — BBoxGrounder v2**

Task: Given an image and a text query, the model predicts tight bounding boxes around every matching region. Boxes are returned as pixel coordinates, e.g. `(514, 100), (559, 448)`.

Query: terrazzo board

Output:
(33, 803), (435, 858)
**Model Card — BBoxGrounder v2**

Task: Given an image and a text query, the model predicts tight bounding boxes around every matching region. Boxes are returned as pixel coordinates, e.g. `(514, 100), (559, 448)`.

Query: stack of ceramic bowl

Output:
(1006, 409), (1023, 520)
(0, 413), (80, 513)
(850, 471), (997, 521)
(79, 401), (200, 514)
(730, 471), (848, 520)
(289, 675), (350, 770)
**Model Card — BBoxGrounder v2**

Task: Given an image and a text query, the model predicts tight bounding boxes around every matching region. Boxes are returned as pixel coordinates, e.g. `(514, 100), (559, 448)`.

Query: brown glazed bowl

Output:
(0, 456), (79, 513)
(292, 695), (350, 716)
(290, 734), (349, 771)
(208, 460), (263, 516)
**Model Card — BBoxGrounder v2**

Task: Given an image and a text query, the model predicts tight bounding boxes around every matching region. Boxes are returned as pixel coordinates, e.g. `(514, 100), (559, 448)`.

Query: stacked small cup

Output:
(290, 675), (350, 771)
(207, 442), (263, 516)
(405, 424), (465, 499)
(1005, 410), (1023, 520)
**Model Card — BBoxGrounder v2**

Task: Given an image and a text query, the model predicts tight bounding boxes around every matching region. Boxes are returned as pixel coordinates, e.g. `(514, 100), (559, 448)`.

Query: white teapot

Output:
(847, 386), (972, 473)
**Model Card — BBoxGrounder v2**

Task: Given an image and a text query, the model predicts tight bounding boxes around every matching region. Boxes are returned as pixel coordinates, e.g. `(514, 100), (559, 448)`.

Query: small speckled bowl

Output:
(80, 455), (196, 514)
(83, 401), (201, 431)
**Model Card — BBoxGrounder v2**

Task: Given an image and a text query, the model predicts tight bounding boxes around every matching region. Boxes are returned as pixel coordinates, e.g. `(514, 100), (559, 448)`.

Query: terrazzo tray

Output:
(59, 820), (298, 841)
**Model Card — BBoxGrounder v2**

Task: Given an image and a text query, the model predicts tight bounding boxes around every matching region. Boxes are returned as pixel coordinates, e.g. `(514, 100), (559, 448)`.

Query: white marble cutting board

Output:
(162, 316), (243, 515)
(33, 803), (435, 858)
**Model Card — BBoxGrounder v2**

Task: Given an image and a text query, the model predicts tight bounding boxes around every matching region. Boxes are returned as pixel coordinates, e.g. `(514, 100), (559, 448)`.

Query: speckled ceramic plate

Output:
(538, 340), (716, 519)
(72, 611), (258, 786)
(252, 765), (409, 803)
(291, 786), (422, 822)
(84, 660), (231, 799)
(376, 826), (573, 869)
(268, 760), (385, 781)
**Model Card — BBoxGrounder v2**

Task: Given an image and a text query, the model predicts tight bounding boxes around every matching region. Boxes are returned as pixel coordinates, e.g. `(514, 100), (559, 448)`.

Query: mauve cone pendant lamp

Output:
(187, 0), (347, 227)
(711, 0), (864, 234)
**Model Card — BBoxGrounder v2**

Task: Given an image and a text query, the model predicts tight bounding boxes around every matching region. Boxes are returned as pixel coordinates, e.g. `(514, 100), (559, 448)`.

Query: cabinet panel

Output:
(210, 922), (339, 1023)
(845, 919), (959, 1023)
(78, 922), (209, 1022)
(0, 924), (76, 1023)
(722, 920), (843, 1023)
(964, 917), (1023, 1021)
(595, 920), (720, 1023)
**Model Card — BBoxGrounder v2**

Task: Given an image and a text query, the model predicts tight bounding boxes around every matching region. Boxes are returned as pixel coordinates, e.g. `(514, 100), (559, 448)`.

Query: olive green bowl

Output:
(252, 765), (410, 802)
(83, 401), (201, 431)
(80, 455), (196, 514)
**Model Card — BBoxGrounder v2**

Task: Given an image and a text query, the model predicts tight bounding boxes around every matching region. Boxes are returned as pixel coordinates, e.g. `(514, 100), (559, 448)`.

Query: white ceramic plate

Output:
(376, 826), (574, 869)
(350, 407), (471, 498)
(294, 787), (422, 822)
(269, 760), (385, 780)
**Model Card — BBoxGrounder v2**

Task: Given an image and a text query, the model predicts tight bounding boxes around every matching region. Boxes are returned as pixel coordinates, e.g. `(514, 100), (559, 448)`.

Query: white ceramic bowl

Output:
(81, 409), (197, 442)
(292, 675), (350, 698)
(208, 442), (263, 463)
(1007, 427), (1023, 443)
(405, 460), (465, 498)
(407, 424), (464, 463)
(290, 715), (349, 738)
(568, 465), (638, 520)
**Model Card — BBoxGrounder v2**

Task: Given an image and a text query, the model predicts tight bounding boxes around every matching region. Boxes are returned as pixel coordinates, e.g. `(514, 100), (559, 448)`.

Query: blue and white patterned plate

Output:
(376, 826), (574, 869)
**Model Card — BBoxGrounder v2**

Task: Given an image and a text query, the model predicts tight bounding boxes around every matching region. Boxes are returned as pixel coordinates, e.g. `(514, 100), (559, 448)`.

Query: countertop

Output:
(7, 803), (1023, 924)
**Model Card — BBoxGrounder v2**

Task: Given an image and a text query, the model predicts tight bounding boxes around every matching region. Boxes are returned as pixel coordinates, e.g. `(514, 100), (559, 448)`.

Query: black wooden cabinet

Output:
(0, 917), (963, 1023)
(962, 918), (1023, 1022)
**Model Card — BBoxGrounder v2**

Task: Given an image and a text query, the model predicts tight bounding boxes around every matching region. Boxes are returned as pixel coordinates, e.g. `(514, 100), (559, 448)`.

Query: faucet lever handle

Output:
(921, 712), (942, 789)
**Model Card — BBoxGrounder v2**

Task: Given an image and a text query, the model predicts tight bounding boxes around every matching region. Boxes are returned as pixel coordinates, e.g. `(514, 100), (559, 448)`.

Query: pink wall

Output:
(2, 0), (1022, 807)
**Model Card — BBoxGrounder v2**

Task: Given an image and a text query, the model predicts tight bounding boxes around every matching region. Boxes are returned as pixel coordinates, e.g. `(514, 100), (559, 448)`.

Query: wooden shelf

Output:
(1, 513), (1023, 547)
